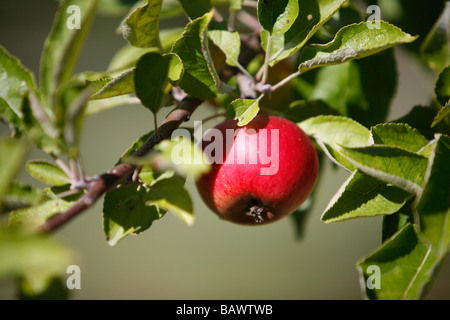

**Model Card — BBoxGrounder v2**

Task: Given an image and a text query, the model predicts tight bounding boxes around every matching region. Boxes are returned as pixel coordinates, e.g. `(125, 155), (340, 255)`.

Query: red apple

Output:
(196, 114), (319, 225)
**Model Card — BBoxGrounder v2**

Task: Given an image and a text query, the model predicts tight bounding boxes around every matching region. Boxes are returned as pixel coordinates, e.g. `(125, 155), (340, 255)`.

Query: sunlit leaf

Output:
(340, 145), (428, 194)
(0, 137), (29, 211)
(297, 21), (417, 74)
(322, 170), (411, 223)
(134, 52), (171, 114)
(257, 0), (298, 35)
(0, 46), (37, 136)
(306, 49), (397, 127)
(358, 224), (440, 300)
(298, 115), (370, 171)
(122, 0), (163, 48)
(145, 176), (194, 226)
(370, 123), (429, 153)
(431, 102), (450, 128)
(0, 228), (74, 296)
(171, 11), (219, 99)
(9, 198), (74, 231)
(208, 30), (241, 67)
(267, 0), (347, 66)
(2, 182), (43, 213)
(18, 276), (70, 300)
(103, 182), (165, 246)
(40, 0), (98, 106)
(26, 160), (71, 186)
(89, 69), (135, 100)
(126, 136), (210, 180)
(230, 0), (244, 12)
(227, 98), (261, 126)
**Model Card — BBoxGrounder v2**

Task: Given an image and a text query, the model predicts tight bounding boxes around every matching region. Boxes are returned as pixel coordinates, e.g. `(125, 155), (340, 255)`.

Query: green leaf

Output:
(358, 224), (440, 300)
(415, 134), (450, 255)
(307, 62), (361, 116)
(431, 101), (450, 128)
(18, 276), (70, 300)
(227, 98), (261, 126)
(167, 52), (184, 84)
(103, 182), (165, 246)
(154, 137), (210, 179)
(297, 21), (417, 73)
(0, 137), (29, 211)
(208, 30), (241, 67)
(126, 136), (211, 180)
(178, 0), (212, 20)
(85, 94), (135, 115)
(138, 167), (176, 187)
(103, 174), (194, 245)
(20, 94), (62, 155)
(0, 46), (37, 135)
(60, 85), (92, 157)
(420, 2), (450, 73)
(40, 0), (98, 106)
(306, 49), (397, 126)
(417, 141), (436, 159)
(298, 115), (370, 171)
(2, 182), (43, 213)
(340, 145), (428, 194)
(120, 27), (184, 68)
(322, 170), (411, 223)
(370, 123), (429, 153)
(134, 52), (171, 114)
(116, 129), (204, 193)
(118, 131), (154, 164)
(86, 77), (112, 95)
(171, 11), (219, 99)
(202, 31), (235, 95)
(145, 176), (194, 226)
(0, 228), (73, 295)
(257, 0), (298, 35)
(266, 0), (347, 66)
(26, 160), (71, 186)
(9, 198), (74, 231)
(0, 98), (23, 138)
(122, 0), (163, 48)
(391, 106), (438, 140)
(89, 69), (135, 100)
(435, 65), (450, 106)
(230, 0), (244, 12)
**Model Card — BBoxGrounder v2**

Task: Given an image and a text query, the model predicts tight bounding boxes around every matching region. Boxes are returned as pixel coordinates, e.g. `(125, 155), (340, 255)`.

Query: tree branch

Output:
(40, 34), (261, 233)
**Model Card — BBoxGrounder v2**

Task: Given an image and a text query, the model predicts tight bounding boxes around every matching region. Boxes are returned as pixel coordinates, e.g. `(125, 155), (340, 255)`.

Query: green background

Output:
(0, 0), (449, 299)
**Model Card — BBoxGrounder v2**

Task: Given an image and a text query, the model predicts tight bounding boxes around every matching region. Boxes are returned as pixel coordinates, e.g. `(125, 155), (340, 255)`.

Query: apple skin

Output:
(196, 115), (319, 225)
